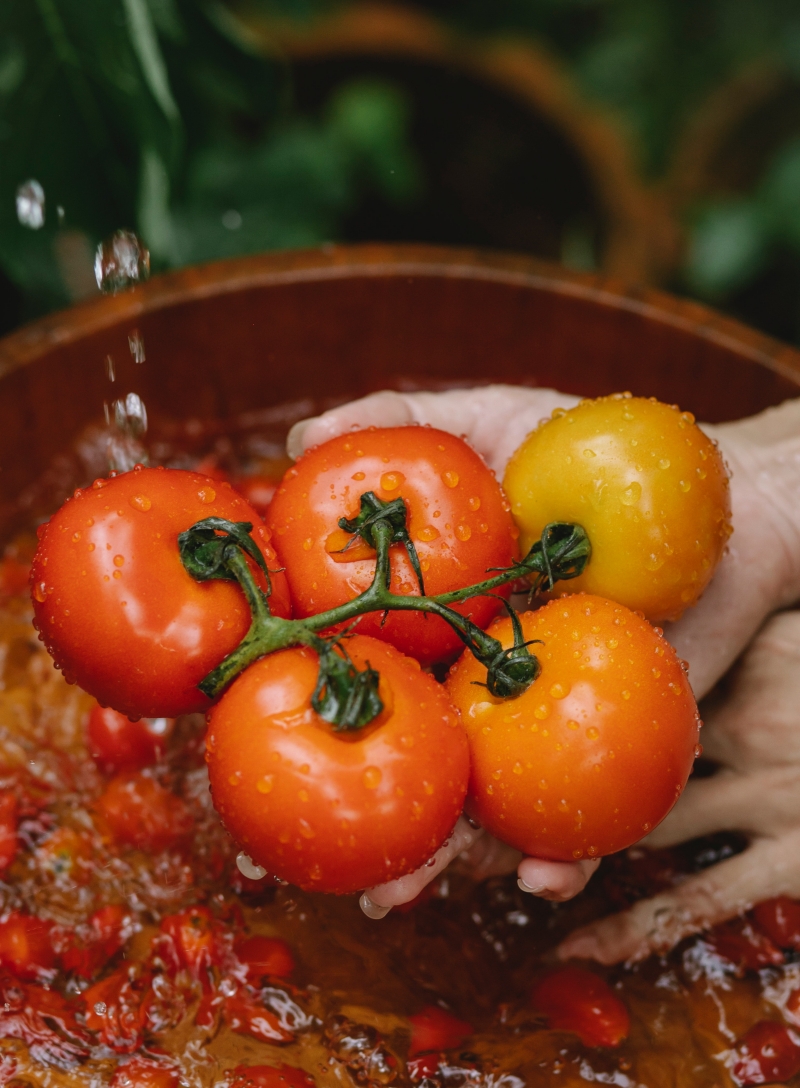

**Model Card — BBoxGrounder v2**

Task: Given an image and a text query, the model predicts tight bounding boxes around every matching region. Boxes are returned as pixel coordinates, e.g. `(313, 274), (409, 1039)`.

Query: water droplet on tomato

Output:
(72, 531), (81, 543)
(679, 479), (691, 492)
(455, 524), (472, 542)
(416, 525), (440, 543)
(228, 773), (241, 786)
(130, 494), (151, 512)
(198, 486), (216, 504)
(113, 555), (124, 567)
(586, 726), (599, 740)
(442, 470), (460, 488)
(572, 849), (584, 859)
(298, 819), (315, 839)
(468, 496), (481, 511)
(360, 766), (382, 791)
(620, 481), (641, 506)
(379, 471), (404, 492)
(582, 449), (596, 458)
(694, 744), (703, 758)
(33, 582), (47, 603)
(257, 775), (275, 794)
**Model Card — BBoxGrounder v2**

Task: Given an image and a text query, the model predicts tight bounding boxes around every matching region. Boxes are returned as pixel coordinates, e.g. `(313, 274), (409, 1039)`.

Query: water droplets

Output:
(416, 525), (439, 543)
(620, 481), (641, 506)
(95, 230), (150, 294)
(236, 851), (266, 880)
(441, 470), (460, 488)
(363, 766), (382, 790)
(379, 471), (404, 492)
(16, 180), (45, 229)
(129, 494), (151, 512)
(128, 328), (146, 364)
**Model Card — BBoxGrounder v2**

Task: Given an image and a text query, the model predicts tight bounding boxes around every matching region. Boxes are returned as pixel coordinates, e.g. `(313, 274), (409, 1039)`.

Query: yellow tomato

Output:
(502, 395), (731, 622)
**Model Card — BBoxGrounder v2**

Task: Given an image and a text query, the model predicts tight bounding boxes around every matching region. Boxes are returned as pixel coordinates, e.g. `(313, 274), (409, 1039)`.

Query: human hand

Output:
(288, 386), (800, 920)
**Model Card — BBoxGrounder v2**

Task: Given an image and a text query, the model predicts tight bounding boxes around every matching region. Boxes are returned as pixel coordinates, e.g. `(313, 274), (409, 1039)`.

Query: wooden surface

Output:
(2, 243), (800, 538)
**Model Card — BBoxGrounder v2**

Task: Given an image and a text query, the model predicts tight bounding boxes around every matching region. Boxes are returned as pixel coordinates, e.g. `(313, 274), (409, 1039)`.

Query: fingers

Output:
(557, 830), (800, 964)
(518, 856), (600, 902)
(646, 766), (800, 848)
(361, 816), (485, 916)
(287, 386), (580, 476)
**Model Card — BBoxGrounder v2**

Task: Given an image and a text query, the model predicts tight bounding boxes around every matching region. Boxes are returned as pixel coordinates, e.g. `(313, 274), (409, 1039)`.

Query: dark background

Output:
(4, 0), (800, 342)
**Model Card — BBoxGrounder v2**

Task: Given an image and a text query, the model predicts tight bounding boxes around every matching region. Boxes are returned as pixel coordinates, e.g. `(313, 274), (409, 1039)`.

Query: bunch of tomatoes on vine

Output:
(29, 394), (730, 896)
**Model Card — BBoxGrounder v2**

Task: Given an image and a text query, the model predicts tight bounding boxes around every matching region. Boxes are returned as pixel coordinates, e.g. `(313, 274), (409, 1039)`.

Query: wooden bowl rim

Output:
(2, 243), (799, 385)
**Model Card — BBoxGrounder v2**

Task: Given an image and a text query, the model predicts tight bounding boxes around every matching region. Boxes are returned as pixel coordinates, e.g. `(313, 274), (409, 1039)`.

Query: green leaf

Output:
(685, 201), (768, 298)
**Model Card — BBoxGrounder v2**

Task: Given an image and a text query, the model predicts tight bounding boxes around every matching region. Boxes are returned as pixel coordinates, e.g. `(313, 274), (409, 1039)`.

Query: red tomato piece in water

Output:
(0, 792), (17, 871)
(0, 913), (56, 981)
(228, 1066), (315, 1088)
(532, 966), (630, 1048)
(235, 936), (294, 982)
(752, 897), (800, 952)
(207, 635), (469, 894)
(732, 1021), (800, 1085)
(83, 964), (150, 1053)
(408, 1006), (473, 1056)
(705, 919), (784, 972)
(159, 906), (222, 978)
(267, 427), (519, 665)
(31, 466), (291, 719)
(95, 773), (193, 852)
(110, 1058), (180, 1088)
(87, 703), (172, 775)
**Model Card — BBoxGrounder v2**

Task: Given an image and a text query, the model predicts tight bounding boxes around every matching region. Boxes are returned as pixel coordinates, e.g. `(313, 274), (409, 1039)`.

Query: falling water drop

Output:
(94, 230), (150, 294)
(128, 328), (146, 364)
(105, 355), (116, 382)
(16, 180), (45, 229)
(236, 851), (267, 880)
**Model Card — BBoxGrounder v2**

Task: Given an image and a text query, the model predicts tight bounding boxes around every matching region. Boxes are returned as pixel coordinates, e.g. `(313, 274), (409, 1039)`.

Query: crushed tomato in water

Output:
(2, 414), (800, 1088)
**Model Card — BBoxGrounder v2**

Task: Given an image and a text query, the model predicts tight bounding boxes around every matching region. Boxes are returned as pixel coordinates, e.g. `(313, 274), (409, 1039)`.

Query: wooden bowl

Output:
(2, 243), (800, 540)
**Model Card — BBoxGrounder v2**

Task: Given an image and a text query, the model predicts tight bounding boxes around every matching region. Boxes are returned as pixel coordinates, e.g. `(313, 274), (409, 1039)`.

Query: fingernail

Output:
(518, 877), (548, 895)
(359, 892), (392, 920)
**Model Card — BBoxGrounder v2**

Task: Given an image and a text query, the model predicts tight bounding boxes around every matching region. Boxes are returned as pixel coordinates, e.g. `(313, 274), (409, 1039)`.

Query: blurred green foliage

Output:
(0, 0), (419, 319)
(5, 0), (800, 340)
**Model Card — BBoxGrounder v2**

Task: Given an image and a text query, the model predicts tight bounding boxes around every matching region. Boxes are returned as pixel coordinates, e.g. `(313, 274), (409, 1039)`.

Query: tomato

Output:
(266, 427), (519, 665)
(207, 635), (469, 893)
(531, 966), (629, 1048)
(110, 1057), (179, 1088)
(30, 466), (291, 718)
(95, 773), (193, 852)
(0, 792), (17, 871)
(60, 904), (130, 979)
(732, 1021), (800, 1085)
(0, 913), (56, 981)
(446, 595), (699, 860)
(228, 1066), (315, 1088)
(408, 1006), (473, 1056)
(235, 935), (294, 982)
(87, 703), (172, 775)
(503, 395), (731, 622)
(752, 897), (800, 951)
(159, 907), (221, 978)
(83, 964), (150, 1052)
(35, 826), (93, 885)
(233, 475), (281, 518)
(705, 919), (784, 971)
(223, 991), (295, 1043)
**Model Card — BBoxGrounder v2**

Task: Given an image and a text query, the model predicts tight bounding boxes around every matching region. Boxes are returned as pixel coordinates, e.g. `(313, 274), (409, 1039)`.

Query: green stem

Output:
(188, 512), (590, 707)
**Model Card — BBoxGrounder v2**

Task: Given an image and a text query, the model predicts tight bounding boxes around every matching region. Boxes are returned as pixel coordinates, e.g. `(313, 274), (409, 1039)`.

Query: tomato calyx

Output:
(178, 517), (276, 593)
(337, 490), (426, 595)
(311, 639), (384, 731)
(181, 500), (591, 722)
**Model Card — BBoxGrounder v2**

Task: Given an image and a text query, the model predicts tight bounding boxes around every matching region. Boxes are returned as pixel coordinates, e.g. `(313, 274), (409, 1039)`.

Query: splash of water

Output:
(94, 230), (150, 294)
(16, 180), (45, 230)
(128, 328), (146, 364)
(106, 392), (149, 472)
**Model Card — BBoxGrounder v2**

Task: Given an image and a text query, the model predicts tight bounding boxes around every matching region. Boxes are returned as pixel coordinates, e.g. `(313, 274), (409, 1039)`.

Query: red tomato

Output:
(752, 897), (800, 952)
(159, 907), (221, 977)
(228, 1066), (315, 1088)
(223, 991), (294, 1043)
(0, 792), (17, 871)
(732, 1021), (800, 1085)
(266, 427), (519, 665)
(31, 466), (291, 718)
(235, 936), (294, 982)
(83, 964), (150, 1053)
(705, 919), (784, 971)
(95, 773), (193, 852)
(207, 635), (469, 893)
(61, 904), (130, 979)
(0, 913), (56, 981)
(110, 1057), (179, 1088)
(531, 966), (630, 1048)
(87, 703), (172, 775)
(408, 1006), (473, 1056)
(233, 475), (280, 518)
(446, 596), (700, 860)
